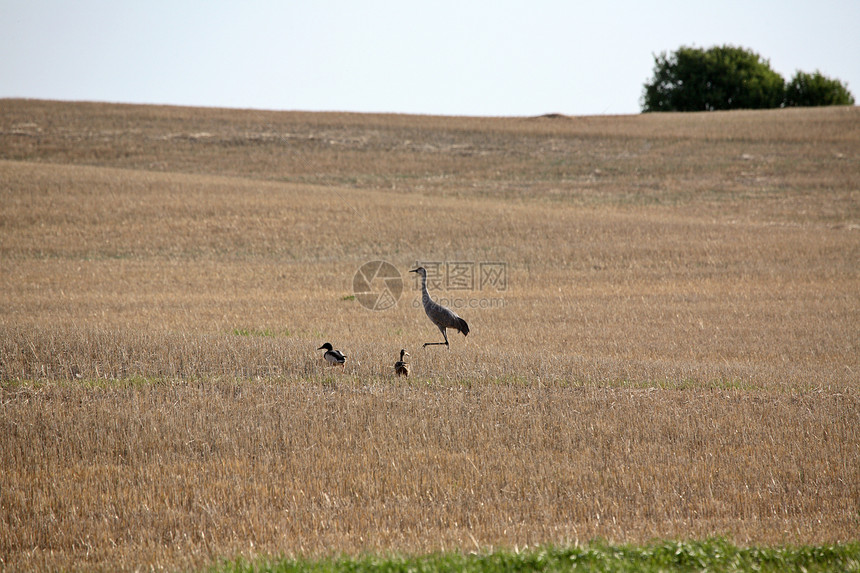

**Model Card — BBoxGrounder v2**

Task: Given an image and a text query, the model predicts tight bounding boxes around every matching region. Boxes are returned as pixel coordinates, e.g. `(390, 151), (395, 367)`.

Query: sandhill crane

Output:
(410, 266), (470, 348)
(317, 342), (346, 370)
(394, 348), (411, 377)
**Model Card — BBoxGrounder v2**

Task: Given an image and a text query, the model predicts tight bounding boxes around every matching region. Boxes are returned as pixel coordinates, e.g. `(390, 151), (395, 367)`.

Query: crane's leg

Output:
(423, 326), (450, 348)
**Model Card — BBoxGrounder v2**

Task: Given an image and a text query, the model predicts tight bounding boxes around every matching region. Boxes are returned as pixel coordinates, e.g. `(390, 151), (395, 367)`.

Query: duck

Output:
(394, 348), (411, 377)
(317, 342), (346, 370)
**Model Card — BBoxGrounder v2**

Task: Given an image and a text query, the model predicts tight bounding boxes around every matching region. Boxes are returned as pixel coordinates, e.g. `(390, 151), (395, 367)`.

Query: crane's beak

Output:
(409, 268), (419, 273)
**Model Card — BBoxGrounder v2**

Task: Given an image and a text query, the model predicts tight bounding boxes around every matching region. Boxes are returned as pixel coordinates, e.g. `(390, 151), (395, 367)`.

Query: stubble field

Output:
(1, 100), (858, 571)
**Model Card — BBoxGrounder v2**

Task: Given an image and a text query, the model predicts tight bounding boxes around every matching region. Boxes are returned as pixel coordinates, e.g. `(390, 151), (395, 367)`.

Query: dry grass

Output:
(2, 381), (856, 571)
(1, 100), (859, 571)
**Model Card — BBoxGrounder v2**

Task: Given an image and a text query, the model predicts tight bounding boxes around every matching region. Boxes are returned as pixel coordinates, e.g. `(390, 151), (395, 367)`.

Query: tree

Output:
(642, 45), (785, 112)
(784, 70), (855, 107)
(641, 45), (856, 112)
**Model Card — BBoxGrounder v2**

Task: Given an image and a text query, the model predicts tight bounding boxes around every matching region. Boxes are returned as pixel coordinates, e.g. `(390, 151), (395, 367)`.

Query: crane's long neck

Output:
(419, 274), (432, 306)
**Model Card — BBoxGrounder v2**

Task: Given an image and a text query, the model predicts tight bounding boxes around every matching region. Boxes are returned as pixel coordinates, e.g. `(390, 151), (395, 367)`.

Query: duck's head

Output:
(317, 342), (333, 351)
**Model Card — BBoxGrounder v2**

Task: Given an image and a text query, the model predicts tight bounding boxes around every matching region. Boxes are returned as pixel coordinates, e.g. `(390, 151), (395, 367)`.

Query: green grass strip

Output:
(214, 538), (860, 572)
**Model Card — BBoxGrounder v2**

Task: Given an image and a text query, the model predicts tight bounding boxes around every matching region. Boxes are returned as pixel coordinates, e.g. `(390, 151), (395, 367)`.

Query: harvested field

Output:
(1, 100), (858, 571)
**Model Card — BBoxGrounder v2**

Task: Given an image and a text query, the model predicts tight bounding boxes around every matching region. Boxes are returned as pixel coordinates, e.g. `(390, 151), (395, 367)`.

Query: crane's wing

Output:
(426, 300), (469, 336)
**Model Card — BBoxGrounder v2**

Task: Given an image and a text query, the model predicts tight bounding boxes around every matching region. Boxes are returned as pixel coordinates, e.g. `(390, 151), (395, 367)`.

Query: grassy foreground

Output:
(215, 539), (860, 572)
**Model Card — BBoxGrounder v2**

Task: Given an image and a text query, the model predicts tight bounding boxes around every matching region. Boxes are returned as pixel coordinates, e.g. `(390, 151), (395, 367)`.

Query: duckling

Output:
(394, 348), (411, 377)
(318, 342), (346, 370)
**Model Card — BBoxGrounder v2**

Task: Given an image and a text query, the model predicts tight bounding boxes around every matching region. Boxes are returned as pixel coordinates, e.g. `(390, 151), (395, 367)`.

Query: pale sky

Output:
(2, 0), (858, 117)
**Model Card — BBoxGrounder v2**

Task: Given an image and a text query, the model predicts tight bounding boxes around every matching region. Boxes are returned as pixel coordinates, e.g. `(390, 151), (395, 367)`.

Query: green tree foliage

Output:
(642, 45), (785, 112)
(641, 45), (854, 112)
(784, 70), (855, 107)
